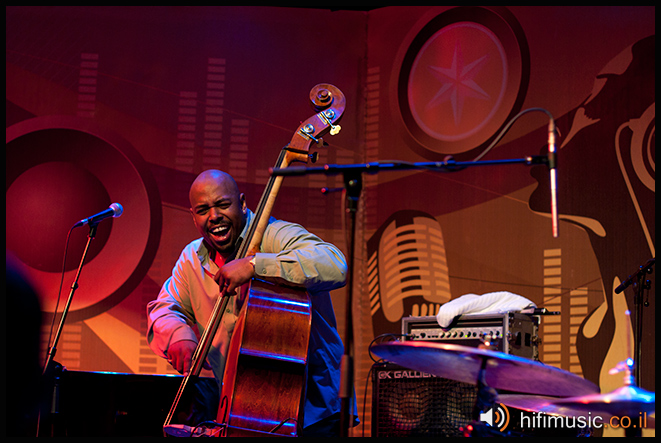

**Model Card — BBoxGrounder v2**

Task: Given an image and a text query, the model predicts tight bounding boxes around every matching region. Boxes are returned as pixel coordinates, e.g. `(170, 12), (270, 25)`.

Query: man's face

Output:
(189, 173), (247, 258)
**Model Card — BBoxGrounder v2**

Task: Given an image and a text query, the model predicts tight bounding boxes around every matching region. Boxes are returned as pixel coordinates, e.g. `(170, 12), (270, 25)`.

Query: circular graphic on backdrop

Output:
(6, 116), (162, 322)
(397, 7), (530, 159)
(7, 161), (113, 273)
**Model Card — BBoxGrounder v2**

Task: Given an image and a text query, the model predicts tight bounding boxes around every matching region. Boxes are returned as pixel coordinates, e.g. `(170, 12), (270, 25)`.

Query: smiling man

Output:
(147, 169), (355, 436)
(190, 169), (247, 258)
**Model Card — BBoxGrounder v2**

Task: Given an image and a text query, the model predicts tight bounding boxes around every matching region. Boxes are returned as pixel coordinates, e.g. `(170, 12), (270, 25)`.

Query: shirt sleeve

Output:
(255, 220), (347, 294)
(146, 248), (200, 359)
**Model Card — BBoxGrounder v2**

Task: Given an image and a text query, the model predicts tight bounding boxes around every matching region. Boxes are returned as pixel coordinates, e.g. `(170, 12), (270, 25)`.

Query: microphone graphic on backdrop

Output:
(74, 203), (124, 228)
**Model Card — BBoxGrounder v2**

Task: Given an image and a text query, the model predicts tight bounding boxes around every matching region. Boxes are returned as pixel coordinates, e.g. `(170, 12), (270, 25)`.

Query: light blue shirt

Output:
(148, 210), (351, 428)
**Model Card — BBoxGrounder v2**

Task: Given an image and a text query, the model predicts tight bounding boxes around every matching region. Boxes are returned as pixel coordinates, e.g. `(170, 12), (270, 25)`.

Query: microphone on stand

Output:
(614, 257), (655, 294)
(73, 203), (123, 228)
(547, 120), (559, 238)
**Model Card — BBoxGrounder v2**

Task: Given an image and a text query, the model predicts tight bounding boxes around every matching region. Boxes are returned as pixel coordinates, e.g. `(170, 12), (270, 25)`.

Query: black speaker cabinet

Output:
(372, 362), (477, 437)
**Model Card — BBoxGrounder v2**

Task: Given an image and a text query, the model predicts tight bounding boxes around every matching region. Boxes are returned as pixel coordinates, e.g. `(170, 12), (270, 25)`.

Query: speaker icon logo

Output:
(479, 403), (510, 432)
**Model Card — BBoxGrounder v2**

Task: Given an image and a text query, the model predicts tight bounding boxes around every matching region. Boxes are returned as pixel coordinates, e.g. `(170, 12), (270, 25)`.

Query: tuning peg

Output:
(320, 109), (341, 135)
(309, 152), (319, 163)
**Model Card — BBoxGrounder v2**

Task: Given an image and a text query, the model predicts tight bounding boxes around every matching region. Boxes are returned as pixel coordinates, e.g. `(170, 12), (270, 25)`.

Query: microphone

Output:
(614, 258), (655, 294)
(74, 203), (123, 228)
(548, 119), (559, 238)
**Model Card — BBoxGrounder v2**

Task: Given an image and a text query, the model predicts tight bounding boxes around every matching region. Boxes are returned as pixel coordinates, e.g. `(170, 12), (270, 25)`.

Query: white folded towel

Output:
(436, 291), (536, 328)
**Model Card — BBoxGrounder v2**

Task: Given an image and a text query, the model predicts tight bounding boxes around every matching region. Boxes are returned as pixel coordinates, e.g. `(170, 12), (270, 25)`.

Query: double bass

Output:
(163, 84), (346, 437)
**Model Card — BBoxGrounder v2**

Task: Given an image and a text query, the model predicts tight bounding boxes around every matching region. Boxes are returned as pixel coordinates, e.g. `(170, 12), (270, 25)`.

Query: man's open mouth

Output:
(209, 225), (231, 242)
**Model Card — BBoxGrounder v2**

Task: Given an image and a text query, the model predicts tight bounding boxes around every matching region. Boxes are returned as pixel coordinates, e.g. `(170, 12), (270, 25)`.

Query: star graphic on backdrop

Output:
(426, 42), (490, 126)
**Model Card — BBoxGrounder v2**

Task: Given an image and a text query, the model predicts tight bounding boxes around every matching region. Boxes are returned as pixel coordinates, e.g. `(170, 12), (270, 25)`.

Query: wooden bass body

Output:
(218, 279), (311, 436)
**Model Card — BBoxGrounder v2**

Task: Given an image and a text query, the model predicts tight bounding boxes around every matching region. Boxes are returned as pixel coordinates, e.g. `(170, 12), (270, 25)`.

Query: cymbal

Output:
(371, 341), (599, 397)
(552, 385), (655, 416)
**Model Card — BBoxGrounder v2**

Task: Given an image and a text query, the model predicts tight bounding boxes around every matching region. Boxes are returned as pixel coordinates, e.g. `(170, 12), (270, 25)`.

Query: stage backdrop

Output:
(6, 6), (654, 436)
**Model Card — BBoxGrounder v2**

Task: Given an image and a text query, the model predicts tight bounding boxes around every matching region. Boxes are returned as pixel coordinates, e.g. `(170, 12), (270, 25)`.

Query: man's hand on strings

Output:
(214, 256), (255, 297)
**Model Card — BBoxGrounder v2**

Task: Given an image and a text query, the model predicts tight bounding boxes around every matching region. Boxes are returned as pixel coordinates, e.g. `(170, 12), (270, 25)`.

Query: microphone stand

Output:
(271, 155), (549, 177)
(337, 170), (361, 437)
(39, 222), (99, 436)
(271, 154), (552, 437)
(616, 258), (654, 387)
(618, 258), (654, 439)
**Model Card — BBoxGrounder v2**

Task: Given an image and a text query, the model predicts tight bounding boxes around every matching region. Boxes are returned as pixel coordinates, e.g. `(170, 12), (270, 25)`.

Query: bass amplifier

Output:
(401, 312), (540, 360)
(371, 362), (476, 437)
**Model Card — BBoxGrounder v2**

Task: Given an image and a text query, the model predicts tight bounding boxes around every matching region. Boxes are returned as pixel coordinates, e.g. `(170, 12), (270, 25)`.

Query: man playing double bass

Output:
(147, 169), (355, 437)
